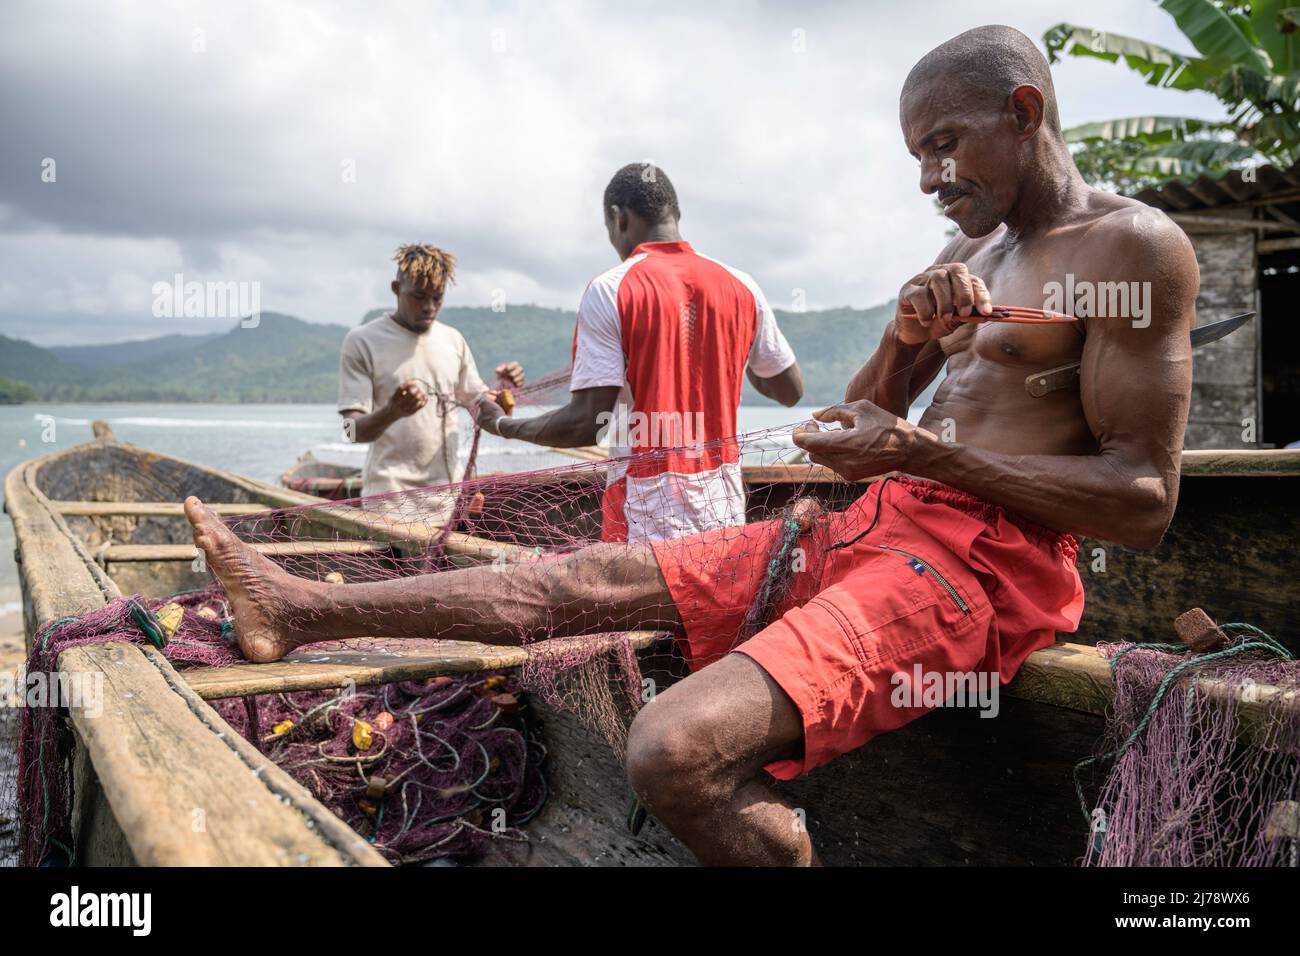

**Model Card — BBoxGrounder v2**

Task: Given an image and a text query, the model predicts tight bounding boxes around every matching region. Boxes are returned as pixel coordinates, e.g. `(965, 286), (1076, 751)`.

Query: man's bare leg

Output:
(186, 496), (813, 866)
(183, 497), (680, 662)
(626, 653), (817, 866)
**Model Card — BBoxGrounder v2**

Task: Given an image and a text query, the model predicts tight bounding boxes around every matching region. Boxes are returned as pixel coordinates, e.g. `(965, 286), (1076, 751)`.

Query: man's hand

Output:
(386, 380), (428, 418)
(896, 262), (993, 345)
(476, 397), (508, 437)
(790, 401), (920, 481)
(495, 361), (525, 387)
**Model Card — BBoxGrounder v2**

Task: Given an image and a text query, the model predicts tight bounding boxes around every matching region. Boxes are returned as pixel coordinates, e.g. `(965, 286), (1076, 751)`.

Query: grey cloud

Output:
(1, 0), (1226, 345)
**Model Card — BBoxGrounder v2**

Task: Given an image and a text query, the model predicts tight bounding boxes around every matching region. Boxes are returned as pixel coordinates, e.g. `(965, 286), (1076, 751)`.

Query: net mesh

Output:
(1080, 632), (1300, 867)
(5, 382), (1296, 868)
(7, 411), (853, 866)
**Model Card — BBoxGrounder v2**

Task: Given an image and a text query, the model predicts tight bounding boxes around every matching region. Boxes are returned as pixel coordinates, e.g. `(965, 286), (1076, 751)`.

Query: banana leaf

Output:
(1063, 115), (1224, 144)
(1159, 0), (1273, 74)
(1043, 23), (1224, 91)
(1130, 138), (1257, 170)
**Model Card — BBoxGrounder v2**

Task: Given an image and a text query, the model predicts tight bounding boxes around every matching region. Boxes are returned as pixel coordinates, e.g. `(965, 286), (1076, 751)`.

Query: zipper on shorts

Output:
(879, 545), (971, 615)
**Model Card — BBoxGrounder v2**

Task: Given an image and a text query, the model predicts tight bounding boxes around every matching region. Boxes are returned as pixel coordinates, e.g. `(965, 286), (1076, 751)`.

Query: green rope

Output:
(126, 598), (169, 649)
(38, 616), (81, 653)
(1073, 624), (1294, 832)
(765, 518), (802, 581)
(46, 836), (72, 865)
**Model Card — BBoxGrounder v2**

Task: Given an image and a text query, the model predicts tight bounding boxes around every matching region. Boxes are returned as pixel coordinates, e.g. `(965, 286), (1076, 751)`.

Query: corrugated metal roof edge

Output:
(1132, 161), (1300, 211)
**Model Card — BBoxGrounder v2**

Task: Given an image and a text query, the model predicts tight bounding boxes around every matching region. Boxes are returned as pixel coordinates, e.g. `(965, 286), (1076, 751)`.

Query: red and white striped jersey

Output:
(569, 240), (795, 542)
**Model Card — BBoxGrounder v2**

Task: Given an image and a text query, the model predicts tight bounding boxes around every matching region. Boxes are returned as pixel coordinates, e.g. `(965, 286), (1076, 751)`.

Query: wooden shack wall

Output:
(1183, 230), (1259, 449)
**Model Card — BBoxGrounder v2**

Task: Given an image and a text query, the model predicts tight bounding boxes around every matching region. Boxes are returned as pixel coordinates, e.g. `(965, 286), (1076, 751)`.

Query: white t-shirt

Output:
(337, 314), (490, 502)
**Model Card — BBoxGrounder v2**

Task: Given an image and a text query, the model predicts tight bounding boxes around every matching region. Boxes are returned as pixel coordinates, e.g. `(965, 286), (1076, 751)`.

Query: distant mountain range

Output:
(0, 303), (897, 406)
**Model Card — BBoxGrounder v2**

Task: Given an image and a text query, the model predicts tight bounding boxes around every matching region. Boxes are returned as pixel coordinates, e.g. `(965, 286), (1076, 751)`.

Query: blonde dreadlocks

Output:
(393, 244), (457, 290)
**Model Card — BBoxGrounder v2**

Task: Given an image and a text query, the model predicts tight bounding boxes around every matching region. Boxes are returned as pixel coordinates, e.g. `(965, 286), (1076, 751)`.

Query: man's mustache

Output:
(937, 185), (971, 203)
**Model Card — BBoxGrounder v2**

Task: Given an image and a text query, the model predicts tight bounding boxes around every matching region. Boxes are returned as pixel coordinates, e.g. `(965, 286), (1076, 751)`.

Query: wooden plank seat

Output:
(1006, 641), (1298, 744)
(747, 448), (1300, 487)
(180, 635), (1299, 747)
(283, 503), (547, 564)
(53, 500), (271, 516)
(97, 540), (388, 562)
(181, 630), (671, 700)
(546, 445), (609, 462)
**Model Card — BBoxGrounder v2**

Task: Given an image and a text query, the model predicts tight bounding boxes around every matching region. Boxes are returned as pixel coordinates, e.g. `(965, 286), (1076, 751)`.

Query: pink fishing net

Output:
(1079, 628), (1300, 866)
(9, 373), (1296, 869)
(10, 407), (845, 866)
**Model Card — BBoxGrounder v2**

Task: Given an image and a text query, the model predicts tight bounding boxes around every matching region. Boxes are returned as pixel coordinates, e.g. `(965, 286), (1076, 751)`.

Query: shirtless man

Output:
(184, 26), (1197, 866)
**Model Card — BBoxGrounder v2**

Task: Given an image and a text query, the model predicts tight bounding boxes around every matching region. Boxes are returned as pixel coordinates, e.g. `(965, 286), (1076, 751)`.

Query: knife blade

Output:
(1025, 311), (1255, 398)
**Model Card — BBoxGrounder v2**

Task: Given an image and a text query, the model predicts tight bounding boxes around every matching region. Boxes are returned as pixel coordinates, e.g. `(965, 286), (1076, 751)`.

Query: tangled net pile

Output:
(215, 673), (546, 864)
(17, 592), (557, 865)
(10, 368), (849, 866)
(1078, 625), (1300, 866)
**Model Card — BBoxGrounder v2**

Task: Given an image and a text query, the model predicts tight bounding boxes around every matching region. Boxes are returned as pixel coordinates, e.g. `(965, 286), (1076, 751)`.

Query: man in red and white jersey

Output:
(480, 163), (803, 541)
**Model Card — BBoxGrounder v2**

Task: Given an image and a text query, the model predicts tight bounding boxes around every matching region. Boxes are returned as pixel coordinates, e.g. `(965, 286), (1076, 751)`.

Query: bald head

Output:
(903, 25), (1060, 135)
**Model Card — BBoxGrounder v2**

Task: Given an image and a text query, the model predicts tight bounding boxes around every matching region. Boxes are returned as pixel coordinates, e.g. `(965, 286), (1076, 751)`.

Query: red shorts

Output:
(601, 477), (629, 543)
(649, 476), (1084, 780)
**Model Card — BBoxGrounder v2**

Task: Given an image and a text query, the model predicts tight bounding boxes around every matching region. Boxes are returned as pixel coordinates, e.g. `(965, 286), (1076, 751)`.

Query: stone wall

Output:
(1184, 231), (1257, 449)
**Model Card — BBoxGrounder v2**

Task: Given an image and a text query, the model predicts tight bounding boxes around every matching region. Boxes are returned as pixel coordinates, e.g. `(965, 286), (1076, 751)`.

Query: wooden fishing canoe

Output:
(5, 433), (1298, 866)
(281, 452), (364, 501)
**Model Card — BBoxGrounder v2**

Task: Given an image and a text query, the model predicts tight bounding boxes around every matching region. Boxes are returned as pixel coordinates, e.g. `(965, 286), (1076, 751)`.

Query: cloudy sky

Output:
(0, 0), (1223, 346)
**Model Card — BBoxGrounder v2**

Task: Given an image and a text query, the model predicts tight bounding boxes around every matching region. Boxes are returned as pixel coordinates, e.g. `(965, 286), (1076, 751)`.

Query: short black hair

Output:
(902, 25), (1062, 134)
(603, 163), (681, 223)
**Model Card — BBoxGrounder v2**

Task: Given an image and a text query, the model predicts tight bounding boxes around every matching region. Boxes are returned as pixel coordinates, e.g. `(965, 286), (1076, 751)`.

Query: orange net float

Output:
(467, 490), (486, 518)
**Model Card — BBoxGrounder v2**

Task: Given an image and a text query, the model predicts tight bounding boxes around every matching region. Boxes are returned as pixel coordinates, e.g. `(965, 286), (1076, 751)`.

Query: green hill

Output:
(0, 377), (38, 404)
(1, 304), (898, 406)
(26, 313), (347, 402)
(763, 304), (896, 404)
(0, 334), (83, 387)
(49, 332), (223, 370)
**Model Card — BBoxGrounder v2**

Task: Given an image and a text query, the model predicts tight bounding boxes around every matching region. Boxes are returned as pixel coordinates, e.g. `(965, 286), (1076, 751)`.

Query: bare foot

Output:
(183, 496), (321, 663)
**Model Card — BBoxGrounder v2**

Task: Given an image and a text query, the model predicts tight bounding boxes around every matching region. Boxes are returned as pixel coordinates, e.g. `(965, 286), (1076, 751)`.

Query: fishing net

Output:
(8, 401), (865, 867)
(1078, 626), (1300, 866)
(8, 370), (1295, 868)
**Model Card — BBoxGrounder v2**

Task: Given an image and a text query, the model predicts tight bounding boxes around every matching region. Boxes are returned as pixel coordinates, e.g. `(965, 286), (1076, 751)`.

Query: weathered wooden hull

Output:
(5, 441), (387, 866)
(7, 438), (1297, 866)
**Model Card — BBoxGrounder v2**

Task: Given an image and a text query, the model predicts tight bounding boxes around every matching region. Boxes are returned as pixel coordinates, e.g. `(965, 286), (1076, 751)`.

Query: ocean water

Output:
(0, 401), (839, 609)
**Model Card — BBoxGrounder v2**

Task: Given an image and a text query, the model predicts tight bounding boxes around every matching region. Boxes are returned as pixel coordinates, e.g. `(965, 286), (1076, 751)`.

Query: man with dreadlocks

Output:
(478, 163), (804, 542)
(186, 25), (1197, 865)
(338, 244), (524, 508)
